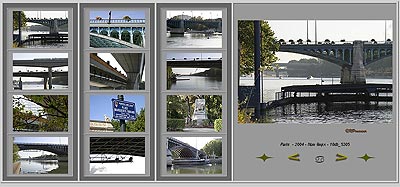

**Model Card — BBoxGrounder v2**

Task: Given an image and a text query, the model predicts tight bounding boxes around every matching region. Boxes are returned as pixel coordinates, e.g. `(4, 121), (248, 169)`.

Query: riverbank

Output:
(13, 162), (21, 174)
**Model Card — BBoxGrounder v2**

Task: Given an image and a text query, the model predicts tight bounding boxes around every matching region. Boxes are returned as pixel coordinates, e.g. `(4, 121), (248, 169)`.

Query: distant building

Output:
(89, 120), (115, 132)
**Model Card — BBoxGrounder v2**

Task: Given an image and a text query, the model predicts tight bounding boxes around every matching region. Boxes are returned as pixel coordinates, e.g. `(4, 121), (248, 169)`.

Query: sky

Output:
(97, 53), (145, 81)
(167, 53), (222, 75)
(172, 137), (221, 150)
(13, 95), (42, 115)
(90, 95), (145, 121)
(266, 20), (393, 63)
(14, 137), (68, 158)
(90, 10), (145, 20)
(22, 11), (68, 19)
(13, 53), (68, 82)
(167, 10), (222, 19)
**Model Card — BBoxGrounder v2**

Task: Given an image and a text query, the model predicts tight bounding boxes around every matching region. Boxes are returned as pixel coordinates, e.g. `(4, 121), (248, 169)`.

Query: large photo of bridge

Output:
(89, 10), (145, 48)
(166, 10), (222, 48)
(238, 20), (393, 124)
(89, 53), (145, 90)
(13, 11), (68, 48)
(167, 95), (222, 133)
(167, 137), (222, 175)
(12, 137), (68, 175)
(13, 53), (68, 90)
(13, 95), (68, 132)
(166, 53), (222, 90)
(89, 137), (145, 174)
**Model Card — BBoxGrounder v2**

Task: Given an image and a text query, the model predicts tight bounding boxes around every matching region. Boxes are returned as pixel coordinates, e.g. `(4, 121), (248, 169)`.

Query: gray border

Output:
(233, 3), (398, 182)
(3, 3), (78, 181)
(156, 3), (232, 181)
(79, 3), (155, 181)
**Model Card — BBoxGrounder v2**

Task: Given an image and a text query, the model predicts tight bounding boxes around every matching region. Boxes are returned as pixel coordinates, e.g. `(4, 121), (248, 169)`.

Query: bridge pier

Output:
(350, 40), (366, 84)
(340, 66), (352, 84)
(50, 19), (60, 34)
(340, 41), (366, 84)
(170, 28), (184, 37)
(48, 67), (53, 89)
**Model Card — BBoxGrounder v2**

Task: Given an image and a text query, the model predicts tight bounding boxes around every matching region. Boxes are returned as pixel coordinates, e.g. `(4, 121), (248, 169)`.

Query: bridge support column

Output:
(50, 19), (59, 34)
(350, 40), (366, 84)
(48, 67), (53, 89)
(126, 72), (140, 90)
(340, 66), (352, 84)
(44, 77), (48, 89)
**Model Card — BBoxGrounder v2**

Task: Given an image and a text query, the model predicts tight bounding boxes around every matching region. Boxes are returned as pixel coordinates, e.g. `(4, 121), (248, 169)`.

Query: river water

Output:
(170, 76), (222, 90)
(18, 160), (68, 174)
(239, 77), (392, 124)
(166, 33), (222, 48)
(13, 30), (68, 48)
(167, 163), (222, 174)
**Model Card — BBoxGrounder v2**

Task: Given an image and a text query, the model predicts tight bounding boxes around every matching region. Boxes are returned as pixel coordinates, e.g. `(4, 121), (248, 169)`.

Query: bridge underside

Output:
(90, 137), (145, 157)
(16, 144), (68, 156)
(90, 33), (142, 48)
(167, 137), (206, 159)
(278, 42), (392, 84)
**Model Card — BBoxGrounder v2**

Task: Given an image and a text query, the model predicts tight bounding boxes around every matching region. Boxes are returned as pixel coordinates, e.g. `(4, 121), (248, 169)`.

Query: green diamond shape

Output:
(257, 153), (273, 162)
(358, 153), (374, 162)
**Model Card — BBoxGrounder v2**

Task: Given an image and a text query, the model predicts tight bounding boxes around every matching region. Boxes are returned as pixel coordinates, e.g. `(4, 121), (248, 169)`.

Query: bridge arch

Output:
(16, 143), (68, 156)
(132, 31), (143, 46)
(110, 29), (119, 39)
(121, 30), (131, 43)
(99, 29), (108, 36)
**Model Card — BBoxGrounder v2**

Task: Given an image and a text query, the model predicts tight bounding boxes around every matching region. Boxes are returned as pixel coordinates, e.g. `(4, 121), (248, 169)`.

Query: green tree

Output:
(202, 139), (222, 157)
(130, 109), (145, 132)
(238, 20), (279, 76)
(167, 95), (188, 119)
(214, 118), (222, 132)
(13, 11), (27, 31)
(13, 95), (68, 132)
(13, 144), (20, 163)
(132, 31), (143, 47)
(204, 95), (222, 121)
(122, 15), (132, 21)
(111, 109), (145, 132)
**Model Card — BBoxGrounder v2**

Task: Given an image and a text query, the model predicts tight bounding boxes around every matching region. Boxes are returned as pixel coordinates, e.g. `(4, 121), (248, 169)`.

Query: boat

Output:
(307, 75), (314, 79)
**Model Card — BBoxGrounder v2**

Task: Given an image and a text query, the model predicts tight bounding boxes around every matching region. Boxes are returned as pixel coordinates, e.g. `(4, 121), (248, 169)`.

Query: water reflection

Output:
(18, 160), (67, 174)
(170, 76), (222, 90)
(167, 164), (222, 174)
(167, 33), (222, 48)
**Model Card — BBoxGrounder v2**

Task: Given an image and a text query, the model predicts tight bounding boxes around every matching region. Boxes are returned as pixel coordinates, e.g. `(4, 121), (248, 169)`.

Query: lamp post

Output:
(118, 95), (126, 132)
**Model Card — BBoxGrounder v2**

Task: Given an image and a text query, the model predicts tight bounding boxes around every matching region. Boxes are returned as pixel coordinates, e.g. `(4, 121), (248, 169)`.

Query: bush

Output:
(167, 119), (185, 131)
(214, 119), (222, 132)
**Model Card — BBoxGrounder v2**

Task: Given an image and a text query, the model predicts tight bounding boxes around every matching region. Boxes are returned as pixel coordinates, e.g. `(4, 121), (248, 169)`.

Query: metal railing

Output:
(89, 19), (145, 24)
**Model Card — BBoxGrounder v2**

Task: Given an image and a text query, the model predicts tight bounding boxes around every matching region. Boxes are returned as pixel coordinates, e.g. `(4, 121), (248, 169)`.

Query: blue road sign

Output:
(112, 99), (136, 121)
